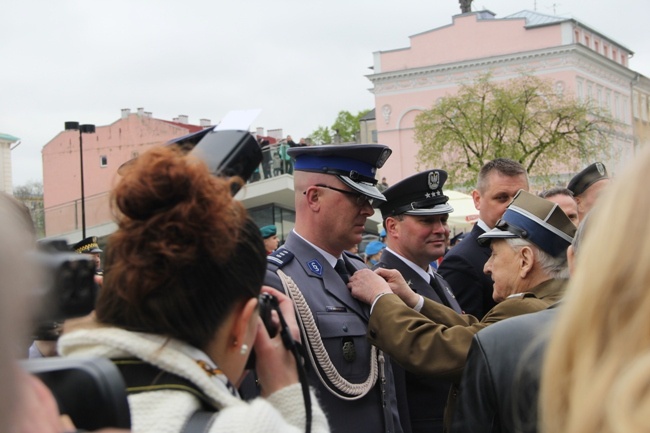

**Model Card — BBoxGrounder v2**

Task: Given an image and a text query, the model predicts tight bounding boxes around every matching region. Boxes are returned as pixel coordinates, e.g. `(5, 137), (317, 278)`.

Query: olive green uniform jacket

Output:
(367, 278), (566, 382)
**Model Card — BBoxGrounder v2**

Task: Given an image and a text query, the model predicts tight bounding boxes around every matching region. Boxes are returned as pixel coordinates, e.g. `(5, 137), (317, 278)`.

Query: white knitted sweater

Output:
(58, 327), (329, 433)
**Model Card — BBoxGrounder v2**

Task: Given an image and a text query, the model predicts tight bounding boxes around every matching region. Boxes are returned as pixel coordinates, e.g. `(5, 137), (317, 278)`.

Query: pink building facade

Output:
(42, 108), (206, 238)
(367, 10), (650, 185)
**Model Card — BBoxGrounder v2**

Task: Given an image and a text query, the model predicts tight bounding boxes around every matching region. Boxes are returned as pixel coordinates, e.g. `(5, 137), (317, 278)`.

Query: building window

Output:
(604, 45), (609, 57)
(642, 95), (648, 122)
(614, 94), (620, 120)
(633, 92), (640, 119)
(612, 48), (618, 62)
(574, 30), (580, 42)
(621, 53), (627, 66)
(606, 89), (612, 114)
(594, 40), (599, 53)
(100, 155), (108, 167)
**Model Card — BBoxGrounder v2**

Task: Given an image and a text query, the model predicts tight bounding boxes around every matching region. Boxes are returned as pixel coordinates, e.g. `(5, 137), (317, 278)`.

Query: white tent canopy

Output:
(446, 190), (478, 233)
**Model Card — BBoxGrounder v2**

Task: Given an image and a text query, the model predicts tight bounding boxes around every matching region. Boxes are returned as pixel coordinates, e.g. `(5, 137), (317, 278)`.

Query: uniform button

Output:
(369, 329), (377, 339)
(342, 324), (348, 332)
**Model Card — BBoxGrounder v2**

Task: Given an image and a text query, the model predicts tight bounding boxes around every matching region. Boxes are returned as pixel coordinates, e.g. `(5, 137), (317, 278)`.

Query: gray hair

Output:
(505, 237), (569, 279)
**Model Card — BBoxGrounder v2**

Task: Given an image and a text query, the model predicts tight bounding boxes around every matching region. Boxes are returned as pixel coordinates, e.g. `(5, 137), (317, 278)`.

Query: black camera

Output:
(31, 239), (98, 340)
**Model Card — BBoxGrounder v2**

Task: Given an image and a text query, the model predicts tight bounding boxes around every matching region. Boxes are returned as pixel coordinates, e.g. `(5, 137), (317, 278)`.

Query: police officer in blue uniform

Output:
(375, 169), (462, 433)
(265, 144), (402, 433)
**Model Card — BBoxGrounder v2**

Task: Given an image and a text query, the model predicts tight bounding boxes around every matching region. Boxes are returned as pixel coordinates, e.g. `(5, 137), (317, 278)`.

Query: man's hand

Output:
(374, 268), (420, 308)
(348, 268), (391, 304)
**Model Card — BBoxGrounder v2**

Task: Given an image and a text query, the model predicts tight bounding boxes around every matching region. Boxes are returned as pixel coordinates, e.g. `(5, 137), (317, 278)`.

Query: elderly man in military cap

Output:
(348, 190), (575, 428)
(259, 225), (279, 255)
(264, 144), (403, 433)
(375, 169), (462, 433)
(567, 161), (610, 222)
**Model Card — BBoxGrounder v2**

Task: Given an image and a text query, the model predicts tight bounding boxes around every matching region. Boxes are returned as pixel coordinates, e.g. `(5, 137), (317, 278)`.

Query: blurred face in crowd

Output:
(484, 239), (525, 302)
(90, 252), (101, 270)
(546, 194), (579, 226)
(387, 213), (450, 269)
(264, 235), (279, 254)
(473, 172), (529, 229)
(575, 179), (610, 222)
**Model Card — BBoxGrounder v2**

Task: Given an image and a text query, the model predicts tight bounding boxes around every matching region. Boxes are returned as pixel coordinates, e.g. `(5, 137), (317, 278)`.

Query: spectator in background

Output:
(258, 137), (273, 179)
(364, 240), (386, 267)
(566, 162), (609, 223)
(73, 236), (104, 287)
(539, 187), (578, 226)
(260, 225), (279, 255)
(438, 158), (529, 319)
(540, 151), (650, 433)
(377, 177), (390, 192)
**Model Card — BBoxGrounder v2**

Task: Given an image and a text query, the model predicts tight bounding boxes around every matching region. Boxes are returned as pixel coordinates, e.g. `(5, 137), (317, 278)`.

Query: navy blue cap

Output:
(478, 190), (576, 258)
(288, 144), (392, 201)
(378, 170), (453, 219)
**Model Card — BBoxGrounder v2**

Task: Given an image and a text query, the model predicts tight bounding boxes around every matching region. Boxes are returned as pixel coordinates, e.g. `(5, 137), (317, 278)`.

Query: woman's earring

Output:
(240, 344), (249, 355)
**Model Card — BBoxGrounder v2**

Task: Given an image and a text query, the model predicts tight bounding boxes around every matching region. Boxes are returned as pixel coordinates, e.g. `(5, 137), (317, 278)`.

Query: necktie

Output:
(430, 275), (452, 308)
(335, 258), (350, 284)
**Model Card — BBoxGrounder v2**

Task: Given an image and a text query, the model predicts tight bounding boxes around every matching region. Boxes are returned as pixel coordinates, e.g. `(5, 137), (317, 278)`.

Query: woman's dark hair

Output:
(96, 146), (266, 350)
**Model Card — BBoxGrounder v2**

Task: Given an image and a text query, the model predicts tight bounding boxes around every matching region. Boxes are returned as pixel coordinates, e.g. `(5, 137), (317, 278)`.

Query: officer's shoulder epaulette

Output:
(343, 250), (365, 265)
(267, 248), (295, 269)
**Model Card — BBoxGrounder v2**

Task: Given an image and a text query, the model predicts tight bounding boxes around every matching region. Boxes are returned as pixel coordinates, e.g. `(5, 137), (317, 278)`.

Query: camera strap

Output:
(112, 358), (219, 432)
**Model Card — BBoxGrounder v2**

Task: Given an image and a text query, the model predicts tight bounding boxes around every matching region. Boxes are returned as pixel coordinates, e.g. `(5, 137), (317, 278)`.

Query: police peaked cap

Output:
(73, 236), (103, 254)
(288, 144), (392, 202)
(478, 190), (576, 258)
(378, 170), (454, 219)
(567, 162), (608, 197)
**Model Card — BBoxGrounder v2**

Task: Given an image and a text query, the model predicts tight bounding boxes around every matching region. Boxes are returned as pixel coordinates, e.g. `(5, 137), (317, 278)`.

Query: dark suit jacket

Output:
(375, 250), (462, 433)
(265, 232), (403, 433)
(450, 307), (558, 433)
(438, 224), (496, 318)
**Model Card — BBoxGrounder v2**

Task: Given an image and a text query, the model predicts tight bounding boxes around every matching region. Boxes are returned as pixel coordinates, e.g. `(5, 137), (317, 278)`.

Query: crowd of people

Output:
(4, 133), (646, 433)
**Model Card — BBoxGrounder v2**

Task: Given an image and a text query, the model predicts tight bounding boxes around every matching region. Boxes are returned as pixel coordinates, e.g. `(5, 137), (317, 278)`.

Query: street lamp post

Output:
(64, 121), (96, 239)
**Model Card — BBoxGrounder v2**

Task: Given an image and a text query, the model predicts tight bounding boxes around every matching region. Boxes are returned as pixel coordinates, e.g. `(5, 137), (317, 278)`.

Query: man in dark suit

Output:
(265, 144), (403, 433)
(348, 190), (575, 430)
(375, 169), (462, 433)
(438, 158), (528, 318)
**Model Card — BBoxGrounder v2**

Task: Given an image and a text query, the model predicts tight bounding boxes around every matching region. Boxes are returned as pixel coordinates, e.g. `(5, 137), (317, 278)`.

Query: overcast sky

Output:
(3, 0), (649, 186)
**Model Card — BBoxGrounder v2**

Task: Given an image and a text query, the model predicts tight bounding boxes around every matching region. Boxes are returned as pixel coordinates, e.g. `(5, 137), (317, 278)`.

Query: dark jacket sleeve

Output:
(438, 252), (491, 318)
(450, 335), (500, 433)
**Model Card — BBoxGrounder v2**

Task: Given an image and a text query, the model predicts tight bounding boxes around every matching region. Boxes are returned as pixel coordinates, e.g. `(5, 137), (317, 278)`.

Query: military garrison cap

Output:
(288, 144), (392, 202)
(378, 170), (453, 219)
(73, 236), (102, 254)
(567, 162), (608, 197)
(478, 190), (576, 258)
(259, 225), (277, 239)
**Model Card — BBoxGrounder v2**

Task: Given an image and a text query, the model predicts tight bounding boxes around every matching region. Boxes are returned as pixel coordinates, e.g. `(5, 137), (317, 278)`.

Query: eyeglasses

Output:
(304, 184), (373, 207)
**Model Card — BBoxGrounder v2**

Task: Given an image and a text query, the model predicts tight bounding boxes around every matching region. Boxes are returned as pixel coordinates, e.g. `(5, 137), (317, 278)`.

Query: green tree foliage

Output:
(309, 109), (371, 144)
(309, 126), (333, 145)
(415, 73), (615, 189)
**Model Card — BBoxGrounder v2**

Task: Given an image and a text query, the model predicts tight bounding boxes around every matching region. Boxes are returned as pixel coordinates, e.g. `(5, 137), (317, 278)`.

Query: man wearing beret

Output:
(348, 190), (575, 429)
(264, 144), (403, 433)
(567, 162), (610, 222)
(375, 169), (463, 433)
(259, 225), (279, 255)
(438, 158), (529, 319)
